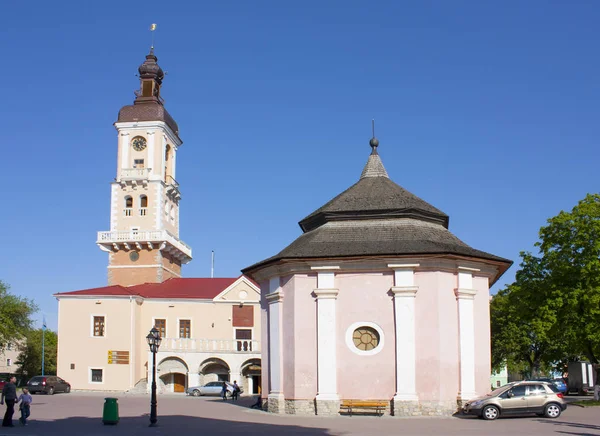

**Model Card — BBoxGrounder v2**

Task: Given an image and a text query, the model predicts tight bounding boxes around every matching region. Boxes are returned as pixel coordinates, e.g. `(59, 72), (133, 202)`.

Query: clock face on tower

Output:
(131, 136), (147, 152)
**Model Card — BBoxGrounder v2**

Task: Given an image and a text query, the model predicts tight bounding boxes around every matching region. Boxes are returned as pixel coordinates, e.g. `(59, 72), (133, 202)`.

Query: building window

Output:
(154, 319), (166, 338)
(179, 320), (191, 339)
(133, 159), (145, 168)
(170, 205), (175, 223)
(235, 329), (252, 352)
(352, 327), (380, 351)
(71, 364), (75, 370)
(345, 322), (385, 356)
(140, 195), (148, 208)
(93, 316), (105, 337)
(90, 368), (103, 383)
(125, 196), (133, 216)
(6, 359), (11, 366)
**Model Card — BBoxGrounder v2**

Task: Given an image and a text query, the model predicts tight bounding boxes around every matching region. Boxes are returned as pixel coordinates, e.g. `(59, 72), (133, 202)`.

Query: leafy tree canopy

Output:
(0, 280), (38, 351)
(16, 328), (58, 378)
(491, 194), (600, 375)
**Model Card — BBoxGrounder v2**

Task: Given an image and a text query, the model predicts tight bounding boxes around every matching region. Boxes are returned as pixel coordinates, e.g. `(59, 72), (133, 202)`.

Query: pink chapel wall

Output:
(336, 272), (396, 400)
(473, 275), (492, 394)
(414, 271), (461, 403)
(281, 275), (296, 397)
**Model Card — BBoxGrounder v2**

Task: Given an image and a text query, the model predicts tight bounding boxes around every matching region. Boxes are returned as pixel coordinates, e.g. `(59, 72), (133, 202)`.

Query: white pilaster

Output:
(120, 131), (130, 171)
(266, 277), (284, 407)
(313, 279), (339, 400)
(147, 130), (155, 172)
(389, 264), (419, 402)
(456, 267), (478, 401)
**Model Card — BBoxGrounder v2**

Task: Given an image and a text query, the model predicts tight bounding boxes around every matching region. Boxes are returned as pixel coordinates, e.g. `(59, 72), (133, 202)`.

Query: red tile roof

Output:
(55, 277), (246, 300)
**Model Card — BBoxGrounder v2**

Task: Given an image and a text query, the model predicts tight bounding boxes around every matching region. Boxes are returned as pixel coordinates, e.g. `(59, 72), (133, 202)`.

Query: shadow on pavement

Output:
(537, 419), (600, 433)
(0, 414), (335, 436)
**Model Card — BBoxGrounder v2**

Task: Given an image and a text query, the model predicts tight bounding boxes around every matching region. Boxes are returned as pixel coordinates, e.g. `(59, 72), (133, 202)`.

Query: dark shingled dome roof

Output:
(242, 139), (512, 276)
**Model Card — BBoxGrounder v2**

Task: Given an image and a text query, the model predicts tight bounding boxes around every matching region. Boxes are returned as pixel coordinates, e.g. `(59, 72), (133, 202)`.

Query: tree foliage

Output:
(16, 329), (58, 378)
(491, 194), (600, 375)
(0, 281), (38, 351)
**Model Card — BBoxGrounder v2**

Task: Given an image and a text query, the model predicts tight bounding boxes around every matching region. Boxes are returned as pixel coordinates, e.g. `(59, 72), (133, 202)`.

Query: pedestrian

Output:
(17, 388), (32, 426)
(0, 376), (17, 427)
(232, 380), (240, 401)
(221, 381), (228, 401)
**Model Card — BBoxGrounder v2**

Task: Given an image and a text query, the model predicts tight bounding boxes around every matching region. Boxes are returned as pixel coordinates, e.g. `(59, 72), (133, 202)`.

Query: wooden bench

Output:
(340, 399), (389, 416)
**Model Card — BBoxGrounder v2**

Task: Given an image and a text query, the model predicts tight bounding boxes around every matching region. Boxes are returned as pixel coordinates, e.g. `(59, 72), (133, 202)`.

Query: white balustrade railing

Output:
(120, 168), (151, 179)
(139, 208), (147, 216)
(124, 208), (133, 217)
(96, 230), (192, 257)
(159, 338), (260, 354)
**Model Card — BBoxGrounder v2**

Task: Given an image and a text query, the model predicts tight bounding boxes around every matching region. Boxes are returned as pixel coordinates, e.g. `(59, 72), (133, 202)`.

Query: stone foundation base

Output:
(267, 394), (286, 414)
(393, 399), (458, 417)
(315, 398), (340, 416)
(285, 399), (316, 415)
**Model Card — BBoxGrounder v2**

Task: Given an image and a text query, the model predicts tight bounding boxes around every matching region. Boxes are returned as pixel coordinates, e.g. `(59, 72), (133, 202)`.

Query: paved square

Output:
(0, 392), (598, 436)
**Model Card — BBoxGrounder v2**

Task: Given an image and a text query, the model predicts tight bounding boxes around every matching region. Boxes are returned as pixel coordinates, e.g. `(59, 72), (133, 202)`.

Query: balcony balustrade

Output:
(120, 168), (151, 180)
(97, 229), (192, 259)
(159, 338), (260, 354)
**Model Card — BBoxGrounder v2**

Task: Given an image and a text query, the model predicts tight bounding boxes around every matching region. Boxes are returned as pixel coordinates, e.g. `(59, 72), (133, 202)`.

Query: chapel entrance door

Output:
(173, 373), (186, 393)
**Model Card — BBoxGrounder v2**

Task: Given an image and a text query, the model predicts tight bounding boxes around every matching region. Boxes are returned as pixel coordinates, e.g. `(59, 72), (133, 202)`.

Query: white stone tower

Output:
(97, 49), (192, 286)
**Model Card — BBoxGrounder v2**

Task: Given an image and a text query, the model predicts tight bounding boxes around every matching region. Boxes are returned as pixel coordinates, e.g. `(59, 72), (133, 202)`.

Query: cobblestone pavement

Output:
(0, 392), (598, 436)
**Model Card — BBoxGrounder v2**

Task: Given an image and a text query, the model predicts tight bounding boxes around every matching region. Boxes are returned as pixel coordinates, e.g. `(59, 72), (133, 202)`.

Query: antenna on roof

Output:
(372, 119), (375, 138)
(211, 250), (215, 278)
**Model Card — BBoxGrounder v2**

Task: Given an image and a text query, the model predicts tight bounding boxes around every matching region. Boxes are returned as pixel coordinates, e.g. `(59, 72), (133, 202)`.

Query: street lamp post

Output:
(146, 327), (162, 427)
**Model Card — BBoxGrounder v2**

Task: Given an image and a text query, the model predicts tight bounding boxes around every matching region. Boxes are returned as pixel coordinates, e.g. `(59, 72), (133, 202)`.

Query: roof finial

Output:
(369, 119), (379, 155)
(150, 23), (157, 53)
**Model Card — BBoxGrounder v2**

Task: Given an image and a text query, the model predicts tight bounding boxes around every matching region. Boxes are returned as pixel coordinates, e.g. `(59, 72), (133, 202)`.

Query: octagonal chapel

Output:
(242, 135), (512, 416)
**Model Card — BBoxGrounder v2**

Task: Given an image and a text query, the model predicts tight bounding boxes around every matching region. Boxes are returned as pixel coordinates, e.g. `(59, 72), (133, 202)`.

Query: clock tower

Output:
(97, 49), (193, 286)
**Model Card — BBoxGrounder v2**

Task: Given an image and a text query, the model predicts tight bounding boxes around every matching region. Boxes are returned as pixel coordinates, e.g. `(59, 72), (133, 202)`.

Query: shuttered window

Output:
(154, 319), (166, 338)
(93, 316), (105, 337)
(232, 305), (253, 327)
(179, 320), (191, 338)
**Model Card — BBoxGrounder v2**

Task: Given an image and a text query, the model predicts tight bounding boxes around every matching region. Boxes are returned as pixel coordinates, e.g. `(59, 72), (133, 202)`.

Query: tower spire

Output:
(150, 23), (157, 51)
(369, 119), (380, 155)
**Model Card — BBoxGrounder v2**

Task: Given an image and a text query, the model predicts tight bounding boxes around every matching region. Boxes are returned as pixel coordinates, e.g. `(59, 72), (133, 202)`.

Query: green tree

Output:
(490, 253), (564, 377)
(16, 329), (58, 377)
(537, 194), (600, 365)
(491, 194), (600, 378)
(0, 280), (38, 351)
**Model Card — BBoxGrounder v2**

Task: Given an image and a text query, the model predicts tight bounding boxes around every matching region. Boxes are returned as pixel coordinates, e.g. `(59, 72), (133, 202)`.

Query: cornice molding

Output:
(313, 288), (339, 299)
(455, 288), (477, 300)
(266, 291), (284, 304)
(390, 286), (419, 297)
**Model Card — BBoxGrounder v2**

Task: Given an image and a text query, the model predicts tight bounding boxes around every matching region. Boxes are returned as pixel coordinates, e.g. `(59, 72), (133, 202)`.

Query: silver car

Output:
(186, 381), (242, 397)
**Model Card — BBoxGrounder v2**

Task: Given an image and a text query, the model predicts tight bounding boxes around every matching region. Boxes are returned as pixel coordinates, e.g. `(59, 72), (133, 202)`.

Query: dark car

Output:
(27, 376), (71, 395)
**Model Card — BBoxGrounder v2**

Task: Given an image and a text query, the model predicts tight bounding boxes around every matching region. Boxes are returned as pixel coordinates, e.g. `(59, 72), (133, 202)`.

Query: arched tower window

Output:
(124, 196), (133, 216)
(140, 195), (148, 216)
(165, 145), (171, 182)
(170, 205), (175, 223)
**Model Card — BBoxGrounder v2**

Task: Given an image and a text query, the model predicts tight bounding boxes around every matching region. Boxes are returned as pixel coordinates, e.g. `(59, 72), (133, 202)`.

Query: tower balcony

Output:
(97, 229), (192, 263)
(118, 168), (152, 188)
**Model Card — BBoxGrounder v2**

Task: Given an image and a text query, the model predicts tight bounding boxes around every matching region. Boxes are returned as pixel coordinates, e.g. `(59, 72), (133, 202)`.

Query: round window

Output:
(129, 251), (140, 262)
(352, 327), (380, 351)
(345, 322), (385, 356)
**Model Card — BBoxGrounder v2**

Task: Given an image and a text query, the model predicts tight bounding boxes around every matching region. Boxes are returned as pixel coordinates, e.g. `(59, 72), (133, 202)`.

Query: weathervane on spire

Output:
(369, 119), (379, 154)
(150, 23), (157, 51)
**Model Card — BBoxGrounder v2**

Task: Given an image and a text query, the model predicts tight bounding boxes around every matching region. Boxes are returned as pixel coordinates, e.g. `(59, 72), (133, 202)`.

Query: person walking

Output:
(232, 381), (240, 401)
(0, 376), (17, 427)
(221, 382), (228, 401)
(17, 388), (32, 426)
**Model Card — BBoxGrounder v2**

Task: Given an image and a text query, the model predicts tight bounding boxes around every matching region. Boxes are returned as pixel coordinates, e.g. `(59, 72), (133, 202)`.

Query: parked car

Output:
(186, 381), (243, 397)
(463, 381), (567, 420)
(27, 376), (71, 395)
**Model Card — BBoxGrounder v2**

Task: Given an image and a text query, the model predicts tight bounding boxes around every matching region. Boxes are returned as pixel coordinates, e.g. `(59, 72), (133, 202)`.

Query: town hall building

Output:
(55, 49), (261, 395)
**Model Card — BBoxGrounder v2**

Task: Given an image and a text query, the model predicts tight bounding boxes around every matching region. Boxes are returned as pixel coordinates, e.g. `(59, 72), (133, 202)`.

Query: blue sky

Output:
(2, 1), (599, 331)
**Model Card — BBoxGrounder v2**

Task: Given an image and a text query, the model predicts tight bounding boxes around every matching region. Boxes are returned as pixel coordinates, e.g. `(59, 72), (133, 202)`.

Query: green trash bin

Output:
(102, 397), (119, 425)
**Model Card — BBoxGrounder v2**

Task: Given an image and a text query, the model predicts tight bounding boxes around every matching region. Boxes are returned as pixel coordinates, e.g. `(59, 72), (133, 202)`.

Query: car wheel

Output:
(482, 405), (499, 420)
(192, 390), (201, 397)
(544, 403), (561, 419)
(48, 387), (54, 395)
(65, 386), (71, 393)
